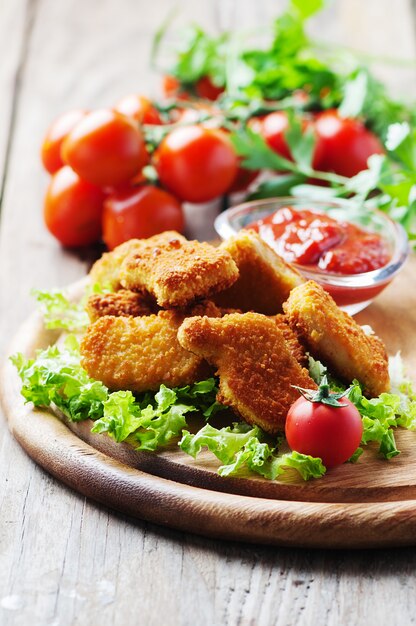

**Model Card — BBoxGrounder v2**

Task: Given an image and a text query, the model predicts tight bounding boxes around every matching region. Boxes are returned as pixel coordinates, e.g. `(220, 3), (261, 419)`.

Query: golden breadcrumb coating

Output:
(283, 280), (390, 397)
(86, 289), (157, 322)
(274, 314), (308, 367)
(177, 312), (317, 434)
(80, 301), (223, 392)
(89, 232), (187, 291)
(119, 234), (239, 308)
(214, 230), (305, 315)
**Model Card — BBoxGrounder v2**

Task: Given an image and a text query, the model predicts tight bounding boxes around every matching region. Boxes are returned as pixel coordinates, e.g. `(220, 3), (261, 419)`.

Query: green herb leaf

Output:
(230, 127), (297, 172)
(10, 336), (108, 421)
(180, 423), (326, 481)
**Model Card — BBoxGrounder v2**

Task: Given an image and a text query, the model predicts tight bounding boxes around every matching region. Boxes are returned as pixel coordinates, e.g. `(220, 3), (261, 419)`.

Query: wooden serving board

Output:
(1, 259), (416, 549)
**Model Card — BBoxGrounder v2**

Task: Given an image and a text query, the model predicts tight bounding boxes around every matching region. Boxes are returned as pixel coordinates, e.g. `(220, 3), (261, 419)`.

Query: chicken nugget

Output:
(120, 235), (239, 308)
(274, 314), (307, 367)
(177, 312), (317, 434)
(86, 289), (157, 322)
(89, 232), (186, 291)
(214, 230), (304, 315)
(283, 280), (390, 397)
(80, 303), (222, 392)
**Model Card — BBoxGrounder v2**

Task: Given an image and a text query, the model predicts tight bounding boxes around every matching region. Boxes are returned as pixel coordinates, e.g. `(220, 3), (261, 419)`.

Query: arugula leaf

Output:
(291, 0), (325, 20)
(230, 127), (297, 172)
(284, 112), (316, 172)
(180, 423), (326, 481)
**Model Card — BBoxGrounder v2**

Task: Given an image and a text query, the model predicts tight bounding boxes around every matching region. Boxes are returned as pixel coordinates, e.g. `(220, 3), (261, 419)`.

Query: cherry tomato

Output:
(261, 111), (324, 168)
(228, 162), (259, 193)
(162, 75), (190, 100)
(62, 109), (148, 188)
(41, 109), (87, 174)
(154, 125), (238, 203)
(114, 94), (163, 125)
(195, 76), (224, 101)
(314, 110), (384, 177)
(285, 395), (363, 469)
(261, 111), (292, 160)
(103, 185), (184, 250)
(44, 166), (105, 247)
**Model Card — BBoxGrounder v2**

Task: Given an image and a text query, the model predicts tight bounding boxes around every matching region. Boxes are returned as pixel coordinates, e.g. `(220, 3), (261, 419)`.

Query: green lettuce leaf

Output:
(180, 423), (326, 481)
(32, 283), (112, 332)
(10, 335), (108, 421)
(12, 339), (225, 450)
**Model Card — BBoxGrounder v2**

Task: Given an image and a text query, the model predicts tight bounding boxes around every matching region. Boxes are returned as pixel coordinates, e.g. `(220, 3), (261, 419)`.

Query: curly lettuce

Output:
(180, 423), (326, 481)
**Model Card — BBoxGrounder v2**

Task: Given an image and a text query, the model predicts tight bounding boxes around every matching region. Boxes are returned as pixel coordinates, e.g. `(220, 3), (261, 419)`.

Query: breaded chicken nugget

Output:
(214, 230), (304, 315)
(80, 303), (222, 392)
(283, 281), (390, 397)
(274, 314), (307, 367)
(120, 235), (239, 308)
(89, 232), (187, 291)
(86, 289), (157, 322)
(177, 312), (317, 434)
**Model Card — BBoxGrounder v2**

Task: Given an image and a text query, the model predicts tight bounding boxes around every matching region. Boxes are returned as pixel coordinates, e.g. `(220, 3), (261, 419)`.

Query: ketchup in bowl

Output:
(247, 206), (391, 274)
(215, 198), (408, 315)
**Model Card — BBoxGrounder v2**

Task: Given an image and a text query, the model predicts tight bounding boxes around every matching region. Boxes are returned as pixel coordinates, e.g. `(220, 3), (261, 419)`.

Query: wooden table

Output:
(1, 1), (416, 624)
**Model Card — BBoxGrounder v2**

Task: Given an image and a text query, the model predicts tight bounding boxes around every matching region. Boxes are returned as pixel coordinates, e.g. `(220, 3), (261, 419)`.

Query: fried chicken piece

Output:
(119, 234), (239, 308)
(177, 312), (317, 434)
(80, 302), (222, 392)
(86, 289), (157, 322)
(274, 314), (307, 367)
(89, 232), (187, 291)
(214, 230), (305, 315)
(283, 280), (390, 397)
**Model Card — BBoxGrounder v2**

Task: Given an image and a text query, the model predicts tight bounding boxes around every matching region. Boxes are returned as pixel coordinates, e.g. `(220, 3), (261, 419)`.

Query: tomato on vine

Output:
(41, 109), (87, 174)
(44, 166), (105, 247)
(102, 185), (184, 250)
(62, 109), (148, 188)
(154, 125), (238, 203)
(314, 110), (384, 177)
(114, 94), (163, 125)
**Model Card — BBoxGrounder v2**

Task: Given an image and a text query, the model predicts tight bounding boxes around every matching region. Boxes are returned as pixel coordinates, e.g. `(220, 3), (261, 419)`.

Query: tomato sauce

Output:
(248, 206), (390, 274)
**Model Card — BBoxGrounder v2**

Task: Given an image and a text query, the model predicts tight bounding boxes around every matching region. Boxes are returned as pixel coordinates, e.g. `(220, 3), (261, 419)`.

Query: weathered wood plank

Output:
(0, 0), (29, 202)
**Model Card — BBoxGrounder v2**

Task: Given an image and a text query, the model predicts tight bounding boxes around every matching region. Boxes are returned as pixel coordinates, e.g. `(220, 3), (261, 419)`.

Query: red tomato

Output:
(62, 109), (148, 188)
(285, 395), (363, 469)
(44, 166), (105, 247)
(261, 111), (324, 168)
(195, 76), (224, 101)
(162, 75), (190, 100)
(261, 111), (292, 160)
(41, 109), (87, 174)
(103, 185), (185, 250)
(228, 163), (259, 193)
(114, 94), (163, 125)
(314, 110), (384, 177)
(154, 125), (238, 203)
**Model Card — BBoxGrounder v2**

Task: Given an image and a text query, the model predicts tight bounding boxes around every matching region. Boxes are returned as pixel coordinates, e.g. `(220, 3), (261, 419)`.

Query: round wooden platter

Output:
(2, 259), (416, 549)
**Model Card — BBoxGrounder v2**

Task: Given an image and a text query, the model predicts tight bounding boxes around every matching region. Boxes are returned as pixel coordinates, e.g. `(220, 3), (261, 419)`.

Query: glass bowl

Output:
(214, 197), (409, 315)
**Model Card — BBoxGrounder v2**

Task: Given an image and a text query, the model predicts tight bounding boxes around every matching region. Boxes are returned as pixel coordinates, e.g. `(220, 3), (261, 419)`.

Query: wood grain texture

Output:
(2, 261), (416, 549)
(1, 0), (416, 624)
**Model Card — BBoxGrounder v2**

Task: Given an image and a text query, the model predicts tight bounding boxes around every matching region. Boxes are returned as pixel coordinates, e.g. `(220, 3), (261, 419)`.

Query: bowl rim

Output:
(214, 196), (409, 286)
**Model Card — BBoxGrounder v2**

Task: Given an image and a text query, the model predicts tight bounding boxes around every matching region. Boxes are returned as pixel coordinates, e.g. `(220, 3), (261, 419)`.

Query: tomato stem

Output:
(292, 376), (352, 407)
